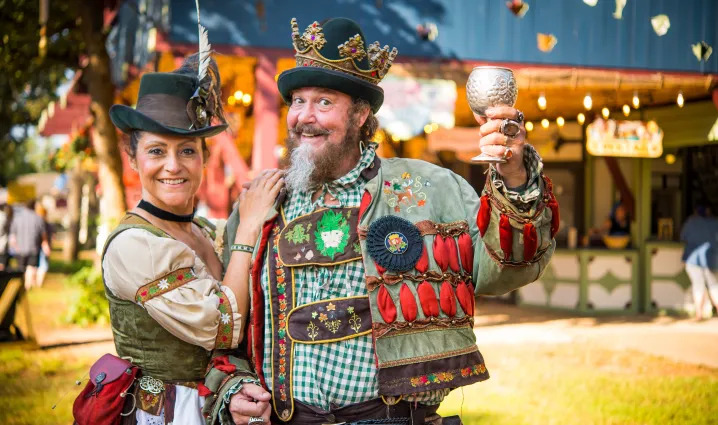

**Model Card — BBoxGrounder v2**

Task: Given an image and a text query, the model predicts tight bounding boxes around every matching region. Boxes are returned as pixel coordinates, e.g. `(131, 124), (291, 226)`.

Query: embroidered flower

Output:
(220, 312), (231, 324)
(157, 279), (170, 290)
(327, 302), (336, 311)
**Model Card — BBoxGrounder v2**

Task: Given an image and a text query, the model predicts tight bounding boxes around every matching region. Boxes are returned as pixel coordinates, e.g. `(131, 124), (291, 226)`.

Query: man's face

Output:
(284, 87), (365, 191)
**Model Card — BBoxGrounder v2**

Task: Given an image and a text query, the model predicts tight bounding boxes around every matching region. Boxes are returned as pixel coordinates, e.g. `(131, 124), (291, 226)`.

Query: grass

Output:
(2, 251), (717, 424)
(438, 344), (718, 425)
(0, 346), (97, 425)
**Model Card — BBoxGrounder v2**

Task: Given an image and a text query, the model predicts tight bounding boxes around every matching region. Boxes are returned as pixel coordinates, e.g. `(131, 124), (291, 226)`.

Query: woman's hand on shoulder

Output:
(237, 169), (284, 232)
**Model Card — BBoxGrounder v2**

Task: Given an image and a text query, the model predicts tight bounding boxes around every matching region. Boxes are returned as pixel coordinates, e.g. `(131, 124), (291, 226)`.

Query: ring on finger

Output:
(248, 417), (265, 424)
(515, 110), (524, 123)
(500, 119), (521, 138)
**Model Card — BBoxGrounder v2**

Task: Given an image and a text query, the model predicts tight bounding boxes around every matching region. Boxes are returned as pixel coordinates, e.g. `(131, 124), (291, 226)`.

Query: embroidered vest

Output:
(267, 207), (373, 422)
(101, 214), (214, 382)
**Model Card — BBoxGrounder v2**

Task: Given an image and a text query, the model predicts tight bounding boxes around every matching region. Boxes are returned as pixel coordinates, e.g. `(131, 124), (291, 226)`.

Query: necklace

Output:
(137, 199), (195, 223)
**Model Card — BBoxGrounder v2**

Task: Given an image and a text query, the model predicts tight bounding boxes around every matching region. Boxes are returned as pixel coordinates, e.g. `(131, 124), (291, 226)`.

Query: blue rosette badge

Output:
(367, 216), (423, 272)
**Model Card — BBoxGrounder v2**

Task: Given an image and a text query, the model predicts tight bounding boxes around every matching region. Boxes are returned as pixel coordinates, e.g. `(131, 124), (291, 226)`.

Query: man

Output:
(680, 204), (718, 319)
(9, 200), (50, 289)
(202, 17), (558, 425)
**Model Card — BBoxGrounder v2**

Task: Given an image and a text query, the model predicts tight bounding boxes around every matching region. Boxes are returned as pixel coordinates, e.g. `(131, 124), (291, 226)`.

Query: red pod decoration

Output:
(433, 235), (449, 272)
(455, 281), (474, 316)
(375, 262), (386, 276)
(477, 195), (491, 237)
(417, 281), (439, 317)
(359, 191), (372, 222)
(415, 243), (429, 274)
(377, 285), (397, 323)
(399, 283), (418, 322)
(446, 237), (460, 273)
(457, 232), (474, 273)
(499, 214), (513, 260)
(197, 383), (213, 397)
(523, 222), (538, 261)
(439, 281), (457, 317)
(548, 195), (560, 238)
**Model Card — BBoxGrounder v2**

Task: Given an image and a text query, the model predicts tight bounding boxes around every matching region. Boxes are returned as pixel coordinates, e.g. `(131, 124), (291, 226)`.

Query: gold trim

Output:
(285, 296), (372, 344)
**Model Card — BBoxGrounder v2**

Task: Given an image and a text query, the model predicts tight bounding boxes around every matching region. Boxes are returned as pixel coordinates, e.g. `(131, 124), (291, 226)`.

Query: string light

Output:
(541, 118), (549, 129)
(424, 124), (433, 134)
(525, 121), (534, 131)
(583, 93), (593, 110)
(577, 113), (586, 125)
(241, 93), (252, 106)
(677, 91), (684, 108)
(622, 104), (631, 116)
(601, 107), (610, 119)
(227, 96), (236, 106)
(556, 116), (565, 127)
(233, 90), (243, 100)
(665, 153), (676, 165)
(538, 93), (547, 111)
(632, 92), (640, 109)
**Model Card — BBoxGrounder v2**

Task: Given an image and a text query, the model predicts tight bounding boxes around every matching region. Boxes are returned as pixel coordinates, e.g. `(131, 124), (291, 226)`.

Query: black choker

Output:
(137, 200), (195, 223)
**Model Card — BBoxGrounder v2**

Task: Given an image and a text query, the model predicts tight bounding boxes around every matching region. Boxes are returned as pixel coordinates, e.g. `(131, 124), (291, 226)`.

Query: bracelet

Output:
(230, 244), (254, 254)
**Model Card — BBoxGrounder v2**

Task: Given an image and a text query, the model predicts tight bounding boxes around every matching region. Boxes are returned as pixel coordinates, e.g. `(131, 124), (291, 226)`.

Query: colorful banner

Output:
(586, 118), (663, 158)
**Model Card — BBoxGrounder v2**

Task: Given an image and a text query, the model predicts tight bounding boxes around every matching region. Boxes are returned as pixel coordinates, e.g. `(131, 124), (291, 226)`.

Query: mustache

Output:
(290, 124), (331, 137)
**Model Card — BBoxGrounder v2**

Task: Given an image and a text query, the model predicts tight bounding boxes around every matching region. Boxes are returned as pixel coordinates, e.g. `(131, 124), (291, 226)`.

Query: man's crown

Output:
(290, 18), (398, 84)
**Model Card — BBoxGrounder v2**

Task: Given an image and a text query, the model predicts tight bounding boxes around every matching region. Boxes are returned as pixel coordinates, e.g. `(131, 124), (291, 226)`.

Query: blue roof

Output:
(169, 0), (717, 73)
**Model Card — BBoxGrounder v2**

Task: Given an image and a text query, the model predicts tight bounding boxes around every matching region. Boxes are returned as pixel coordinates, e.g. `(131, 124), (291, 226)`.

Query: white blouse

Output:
(102, 227), (242, 425)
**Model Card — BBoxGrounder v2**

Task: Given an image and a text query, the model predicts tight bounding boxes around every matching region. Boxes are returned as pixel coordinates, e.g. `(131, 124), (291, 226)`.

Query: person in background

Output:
(680, 204), (718, 320)
(605, 200), (631, 236)
(0, 201), (12, 271)
(34, 203), (52, 288)
(9, 200), (49, 289)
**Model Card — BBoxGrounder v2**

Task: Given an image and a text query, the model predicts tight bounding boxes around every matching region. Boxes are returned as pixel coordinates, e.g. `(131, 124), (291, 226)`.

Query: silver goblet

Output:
(465, 66), (519, 164)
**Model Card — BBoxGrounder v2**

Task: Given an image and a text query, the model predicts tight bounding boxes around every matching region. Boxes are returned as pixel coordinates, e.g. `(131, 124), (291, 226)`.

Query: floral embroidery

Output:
(273, 226), (290, 402)
(348, 310), (362, 333)
(409, 371), (455, 387)
(460, 363), (487, 378)
(314, 210), (350, 260)
(285, 223), (312, 244)
(326, 302), (336, 311)
(382, 173), (429, 213)
(215, 289), (234, 349)
(306, 321), (319, 341)
(135, 267), (196, 304)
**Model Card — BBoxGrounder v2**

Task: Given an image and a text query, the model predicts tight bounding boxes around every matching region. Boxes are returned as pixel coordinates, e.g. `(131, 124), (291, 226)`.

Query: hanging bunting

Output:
(506, 0), (530, 18)
(613, 0), (626, 19)
(537, 33), (558, 53)
(692, 41), (713, 62)
(650, 14), (670, 36)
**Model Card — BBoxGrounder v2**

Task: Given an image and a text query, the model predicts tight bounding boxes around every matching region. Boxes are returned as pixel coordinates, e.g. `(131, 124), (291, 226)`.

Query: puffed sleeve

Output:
(102, 228), (243, 350)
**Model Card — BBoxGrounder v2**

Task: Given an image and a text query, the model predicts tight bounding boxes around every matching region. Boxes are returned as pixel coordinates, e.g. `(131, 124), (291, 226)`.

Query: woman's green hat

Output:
(109, 72), (227, 138)
(277, 17), (398, 113)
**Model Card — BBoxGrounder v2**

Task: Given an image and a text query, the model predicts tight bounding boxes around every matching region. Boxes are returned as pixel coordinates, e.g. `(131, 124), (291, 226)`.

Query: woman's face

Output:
(132, 132), (204, 214)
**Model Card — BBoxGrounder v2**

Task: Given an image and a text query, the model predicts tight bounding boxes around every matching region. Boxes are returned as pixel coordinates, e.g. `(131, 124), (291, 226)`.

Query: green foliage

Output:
(64, 265), (109, 326)
(48, 258), (93, 274)
(0, 0), (83, 184)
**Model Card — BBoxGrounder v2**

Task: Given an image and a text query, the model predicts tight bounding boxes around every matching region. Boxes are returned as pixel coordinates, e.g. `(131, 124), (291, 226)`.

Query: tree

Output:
(74, 0), (126, 227)
(0, 0), (82, 184)
(1, 0), (126, 246)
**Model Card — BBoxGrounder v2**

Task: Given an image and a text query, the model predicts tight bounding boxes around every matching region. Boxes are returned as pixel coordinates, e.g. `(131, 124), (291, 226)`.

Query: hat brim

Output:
(109, 104), (228, 138)
(277, 67), (384, 113)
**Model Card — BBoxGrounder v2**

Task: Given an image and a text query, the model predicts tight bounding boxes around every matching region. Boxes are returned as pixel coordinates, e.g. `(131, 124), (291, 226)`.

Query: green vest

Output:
(102, 214), (216, 382)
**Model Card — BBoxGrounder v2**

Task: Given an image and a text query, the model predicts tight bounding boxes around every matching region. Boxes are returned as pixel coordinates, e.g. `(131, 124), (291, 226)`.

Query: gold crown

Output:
(290, 18), (398, 84)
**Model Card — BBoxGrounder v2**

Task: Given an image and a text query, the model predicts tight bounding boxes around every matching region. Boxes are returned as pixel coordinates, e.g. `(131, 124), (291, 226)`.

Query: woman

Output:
(102, 55), (280, 424)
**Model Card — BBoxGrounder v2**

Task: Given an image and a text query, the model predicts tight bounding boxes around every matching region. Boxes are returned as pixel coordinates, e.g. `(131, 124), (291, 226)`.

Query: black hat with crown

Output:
(277, 17), (398, 113)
